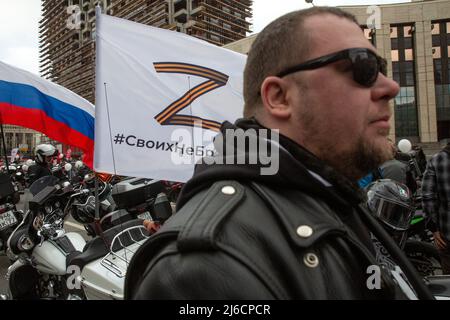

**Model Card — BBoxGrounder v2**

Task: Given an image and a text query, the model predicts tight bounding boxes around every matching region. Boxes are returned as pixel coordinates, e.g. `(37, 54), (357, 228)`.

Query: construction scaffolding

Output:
(39, 0), (253, 103)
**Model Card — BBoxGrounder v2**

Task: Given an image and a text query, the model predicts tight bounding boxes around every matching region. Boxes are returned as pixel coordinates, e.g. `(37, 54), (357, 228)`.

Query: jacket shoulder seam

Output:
(178, 180), (245, 251)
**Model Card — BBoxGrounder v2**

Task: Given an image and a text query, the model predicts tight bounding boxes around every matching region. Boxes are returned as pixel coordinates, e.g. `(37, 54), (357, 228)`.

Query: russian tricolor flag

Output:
(0, 61), (95, 168)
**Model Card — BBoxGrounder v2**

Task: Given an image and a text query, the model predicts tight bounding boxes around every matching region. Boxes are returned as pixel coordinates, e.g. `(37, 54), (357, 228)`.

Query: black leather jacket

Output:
(127, 181), (401, 299)
(125, 119), (432, 300)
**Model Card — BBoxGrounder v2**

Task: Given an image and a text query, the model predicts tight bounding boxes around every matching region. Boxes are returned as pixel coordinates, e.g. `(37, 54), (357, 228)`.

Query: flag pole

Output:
(0, 113), (10, 174)
(94, 5), (103, 237)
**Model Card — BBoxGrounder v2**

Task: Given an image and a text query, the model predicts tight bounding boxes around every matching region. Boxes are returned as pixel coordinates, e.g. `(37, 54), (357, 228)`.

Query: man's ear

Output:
(260, 76), (292, 119)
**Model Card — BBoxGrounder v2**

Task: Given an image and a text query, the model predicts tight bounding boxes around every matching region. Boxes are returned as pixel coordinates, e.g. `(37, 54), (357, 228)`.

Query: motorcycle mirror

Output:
(64, 163), (73, 172)
(398, 139), (412, 153)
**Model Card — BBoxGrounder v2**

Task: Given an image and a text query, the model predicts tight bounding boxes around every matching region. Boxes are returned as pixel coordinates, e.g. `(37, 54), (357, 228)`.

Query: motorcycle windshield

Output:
(29, 175), (59, 196)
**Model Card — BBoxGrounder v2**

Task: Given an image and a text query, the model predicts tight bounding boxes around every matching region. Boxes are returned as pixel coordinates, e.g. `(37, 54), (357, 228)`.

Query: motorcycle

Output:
(10, 164), (27, 194)
(0, 173), (23, 258)
(68, 174), (169, 237)
(4, 174), (172, 300)
(400, 183), (443, 277)
(404, 238), (442, 277)
(367, 178), (442, 277)
(69, 174), (117, 237)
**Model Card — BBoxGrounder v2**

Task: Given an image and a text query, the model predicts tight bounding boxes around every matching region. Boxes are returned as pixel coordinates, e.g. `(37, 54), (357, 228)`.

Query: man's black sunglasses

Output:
(277, 48), (387, 87)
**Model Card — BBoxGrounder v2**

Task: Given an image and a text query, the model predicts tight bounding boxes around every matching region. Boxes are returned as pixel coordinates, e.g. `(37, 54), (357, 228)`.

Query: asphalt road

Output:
(0, 192), (88, 296)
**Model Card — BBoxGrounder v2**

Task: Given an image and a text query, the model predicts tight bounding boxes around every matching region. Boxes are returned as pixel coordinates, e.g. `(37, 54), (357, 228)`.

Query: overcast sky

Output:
(0, 0), (410, 76)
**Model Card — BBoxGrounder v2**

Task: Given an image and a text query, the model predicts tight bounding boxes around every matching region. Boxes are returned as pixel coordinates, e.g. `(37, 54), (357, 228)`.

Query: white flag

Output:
(94, 12), (246, 182)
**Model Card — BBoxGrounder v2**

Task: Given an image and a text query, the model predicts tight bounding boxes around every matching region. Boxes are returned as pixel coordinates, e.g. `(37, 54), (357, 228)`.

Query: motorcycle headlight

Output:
(18, 235), (34, 251)
(33, 214), (44, 230)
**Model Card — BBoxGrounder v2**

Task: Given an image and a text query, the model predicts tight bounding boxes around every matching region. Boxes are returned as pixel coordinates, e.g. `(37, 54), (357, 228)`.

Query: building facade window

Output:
(405, 49), (414, 61)
(390, 26), (398, 38)
(432, 19), (450, 140)
(210, 34), (220, 42)
(395, 86), (417, 137)
(392, 50), (399, 61)
(362, 26), (376, 46)
(433, 47), (441, 59)
(15, 133), (23, 145)
(432, 23), (440, 35)
(26, 134), (33, 151)
(5, 133), (13, 153)
(403, 25), (413, 37)
(391, 23), (418, 138)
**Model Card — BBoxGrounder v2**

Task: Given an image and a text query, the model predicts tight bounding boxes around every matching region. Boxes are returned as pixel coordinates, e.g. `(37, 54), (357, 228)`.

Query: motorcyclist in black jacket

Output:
(125, 7), (433, 299)
(27, 144), (58, 185)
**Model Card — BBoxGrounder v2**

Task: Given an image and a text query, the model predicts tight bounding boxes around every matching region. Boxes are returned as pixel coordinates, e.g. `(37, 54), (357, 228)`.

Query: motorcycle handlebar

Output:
(63, 189), (90, 215)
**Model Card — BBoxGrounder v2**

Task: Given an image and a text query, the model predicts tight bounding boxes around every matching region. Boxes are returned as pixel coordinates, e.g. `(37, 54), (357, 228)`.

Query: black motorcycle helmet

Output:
(366, 179), (414, 230)
(366, 179), (415, 247)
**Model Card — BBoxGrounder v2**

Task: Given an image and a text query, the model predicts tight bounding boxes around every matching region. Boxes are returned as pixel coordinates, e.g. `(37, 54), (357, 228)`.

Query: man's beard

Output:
(296, 96), (392, 182)
(324, 134), (392, 182)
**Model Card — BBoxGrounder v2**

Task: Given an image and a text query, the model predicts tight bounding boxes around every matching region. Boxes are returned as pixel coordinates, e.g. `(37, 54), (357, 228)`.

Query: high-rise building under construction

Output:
(39, 0), (252, 103)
